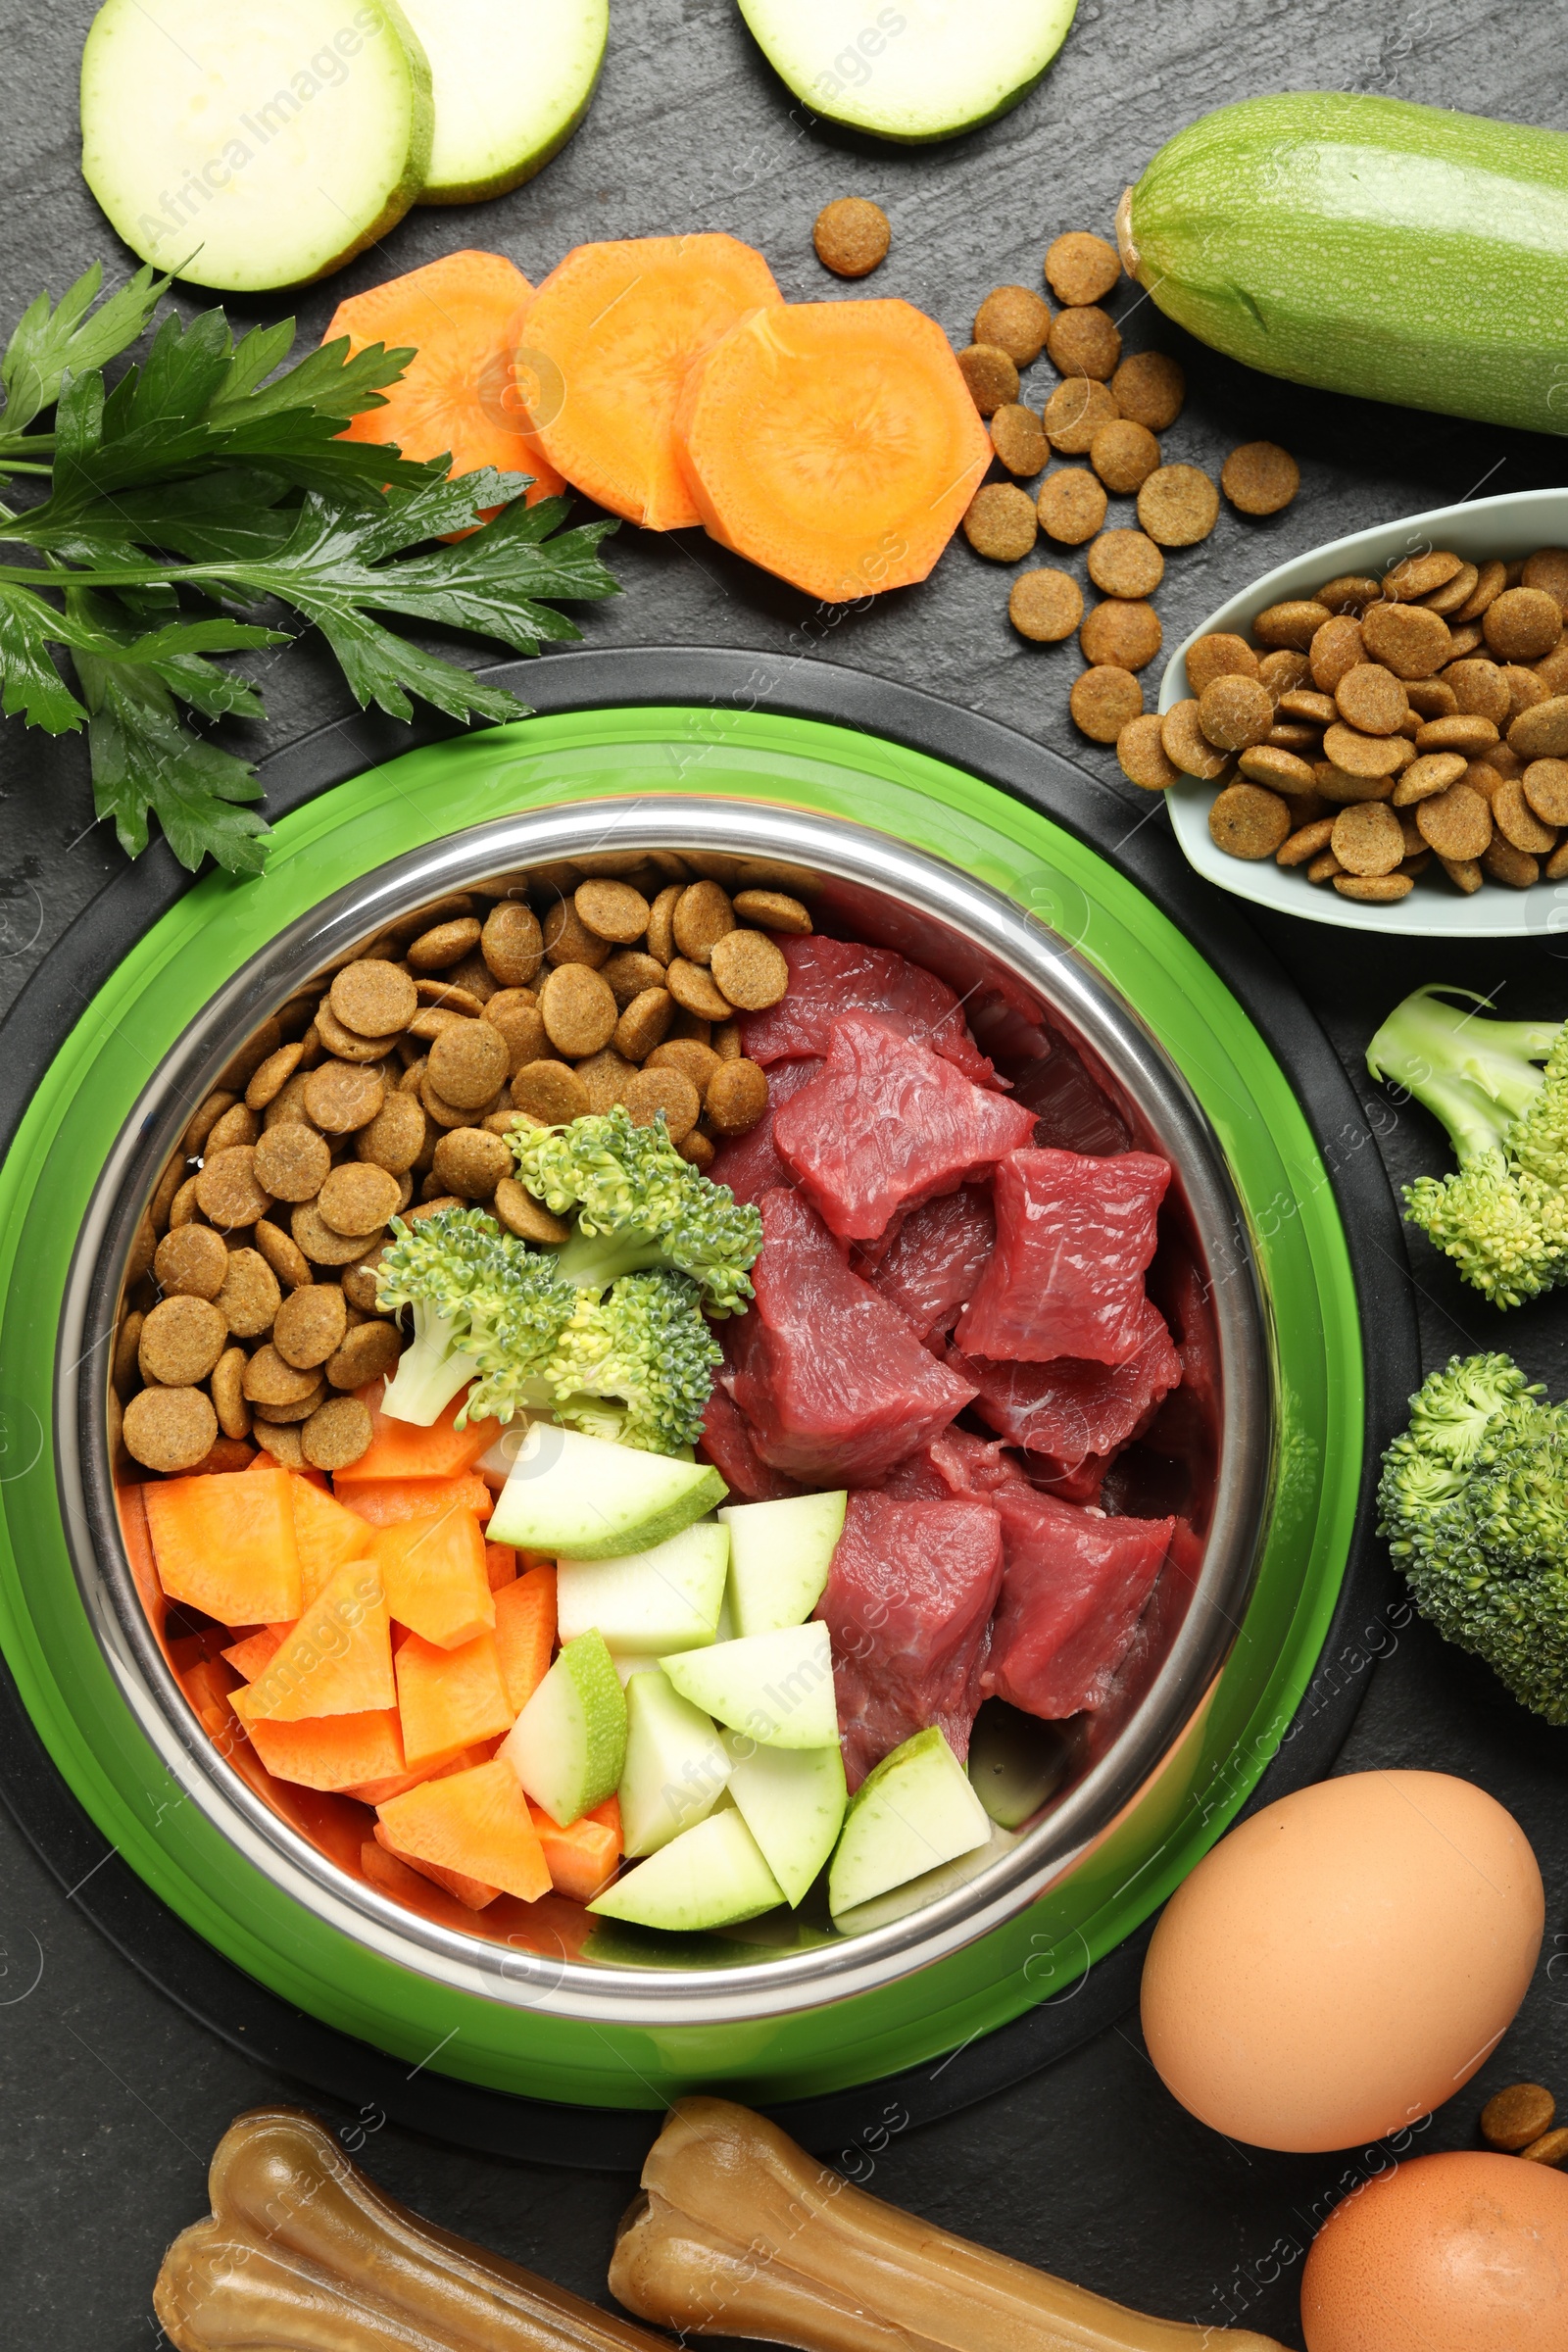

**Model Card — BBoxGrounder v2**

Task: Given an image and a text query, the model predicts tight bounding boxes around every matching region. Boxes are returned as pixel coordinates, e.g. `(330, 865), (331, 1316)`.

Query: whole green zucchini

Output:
(1117, 93), (1568, 436)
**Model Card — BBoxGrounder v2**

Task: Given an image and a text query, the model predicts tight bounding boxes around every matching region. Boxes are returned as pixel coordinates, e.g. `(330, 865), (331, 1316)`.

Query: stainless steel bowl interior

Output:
(59, 798), (1274, 2027)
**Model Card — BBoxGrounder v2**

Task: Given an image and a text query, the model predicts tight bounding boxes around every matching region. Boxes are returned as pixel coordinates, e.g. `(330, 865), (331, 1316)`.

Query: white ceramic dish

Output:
(1160, 485), (1568, 938)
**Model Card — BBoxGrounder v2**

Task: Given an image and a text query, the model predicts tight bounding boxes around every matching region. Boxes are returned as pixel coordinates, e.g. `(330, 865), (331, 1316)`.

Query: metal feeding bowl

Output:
(63, 796), (1273, 2047)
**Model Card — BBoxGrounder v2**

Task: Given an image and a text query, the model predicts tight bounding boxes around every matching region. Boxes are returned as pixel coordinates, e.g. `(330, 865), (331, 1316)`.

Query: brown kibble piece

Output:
(1267, 724), (1320, 753)
(420, 1068), (496, 1130)
(1071, 665), (1143, 744)
(1444, 659), (1511, 725)
(672, 881), (736, 965)
(612, 987), (672, 1059)
(1115, 712), (1179, 792)
(329, 960), (417, 1041)
(1536, 647), (1568, 696)
(1087, 530), (1163, 600)
(206, 1102), (261, 1155)
(139, 1295), (227, 1386)
(1309, 616), (1366, 690)
(1199, 675), (1274, 752)
(122, 1386), (216, 1474)
(292, 1200), (383, 1268)
(1306, 853), (1344, 884)
(1314, 764), (1395, 807)
(1392, 753), (1469, 806)
(990, 404), (1050, 478)
(648, 1040), (723, 1091)
(575, 879), (651, 945)
(1040, 377), (1118, 456)
(705, 1059), (769, 1138)
(1405, 679), (1459, 717)
(211, 1347), (250, 1441)
(491, 1177), (570, 1246)
(318, 1162), (402, 1238)
(1315, 575), (1381, 615)
(1277, 689), (1338, 725)
(1483, 2083), (1558, 2152)
(1047, 304), (1120, 381)
(1160, 699), (1231, 779)
(314, 1002), (397, 1065)
(340, 1246), (389, 1315)
(1524, 759), (1568, 825)
(1361, 599), (1453, 679)
(732, 889), (810, 935)
(1137, 465), (1218, 549)
(183, 1091), (237, 1156)
(168, 1176), (202, 1230)
(1331, 802), (1404, 876)
(622, 1064), (702, 1143)
(217, 1019), (282, 1095)
(1509, 697), (1568, 761)
(1333, 872), (1414, 903)
(1044, 230), (1120, 307)
(1255, 601), (1332, 654)
(352, 1092), (426, 1178)
(1277, 817), (1337, 867)
(510, 1060), (591, 1123)
(216, 1248), (282, 1340)
(1486, 586), (1563, 661)
(475, 900), (542, 988)
(597, 953), (664, 1006)
(1008, 568), (1084, 644)
(244, 1043), (305, 1112)
(542, 897), (612, 969)
(956, 344), (1019, 416)
(300, 1396), (373, 1472)
(1080, 599), (1161, 671)
(1220, 441), (1299, 515)
(574, 1049), (635, 1114)
(1109, 349), (1183, 431)
(1439, 856), (1484, 894)
(482, 994), (548, 1076)
(426, 1018), (510, 1111)
(252, 1422), (305, 1468)
(432, 1126), (512, 1200)
(114, 1308), (145, 1399)
(1208, 784), (1292, 859)
(1335, 664), (1409, 736)
(1322, 722), (1410, 779)
(646, 885), (682, 965)
(679, 1129), (715, 1170)
(1421, 562), (1480, 616)
(325, 1322), (403, 1393)
(813, 197), (890, 277)
(153, 1222), (229, 1300)
(974, 285), (1052, 366)
(243, 1343), (325, 1409)
(1493, 776), (1556, 855)
(254, 1220), (312, 1293)
(1385, 550), (1463, 601)
(1448, 559), (1507, 623)
(1444, 623), (1486, 660)
(1520, 549), (1568, 612)
(1416, 782), (1494, 860)
(304, 1061), (385, 1135)
(1517, 2127), (1568, 2167)
(408, 916), (481, 971)
(964, 481), (1038, 561)
(1237, 745), (1319, 795)
(1503, 665), (1549, 721)
(666, 957), (735, 1021)
(195, 1146), (270, 1232)
(1483, 839), (1541, 888)
(1088, 419), (1160, 497)
(1186, 634), (1259, 695)
(1416, 712), (1501, 758)
(252, 1121), (331, 1204)
(539, 962), (618, 1056)
(273, 1284), (349, 1371)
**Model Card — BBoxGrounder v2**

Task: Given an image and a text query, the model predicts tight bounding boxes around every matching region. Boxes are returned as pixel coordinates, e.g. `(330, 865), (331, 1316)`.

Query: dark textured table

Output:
(4, 4), (1568, 2345)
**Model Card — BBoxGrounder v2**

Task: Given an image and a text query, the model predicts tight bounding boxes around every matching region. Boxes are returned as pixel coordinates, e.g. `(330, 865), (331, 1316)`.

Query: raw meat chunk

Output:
(951, 1297), (1180, 1464)
(1011, 1043), (1131, 1154)
(881, 1425), (1034, 1502)
(981, 1492), (1174, 1718)
(707, 1056), (822, 1207)
(720, 1190), (976, 1485)
(772, 1018), (1035, 1244)
(698, 1386), (803, 1501)
(740, 935), (998, 1088)
(860, 1184), (996, 1342)
(955, 1147), (1171, 1364)
(816, 1491), (1004, 1788)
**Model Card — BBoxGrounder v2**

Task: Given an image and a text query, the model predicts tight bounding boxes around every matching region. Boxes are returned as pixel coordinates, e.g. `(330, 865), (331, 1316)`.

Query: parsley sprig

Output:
(0, 264), (619, 874)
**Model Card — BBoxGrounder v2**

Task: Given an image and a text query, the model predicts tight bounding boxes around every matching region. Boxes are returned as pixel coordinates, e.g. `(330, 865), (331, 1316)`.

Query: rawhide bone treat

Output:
(609, 2096), (1289, 2352)
(154, 2106), (669, 2352)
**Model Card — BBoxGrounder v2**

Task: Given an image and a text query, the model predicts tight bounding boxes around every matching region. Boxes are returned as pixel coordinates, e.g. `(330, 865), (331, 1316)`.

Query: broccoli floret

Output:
(1378, 1352), (1568, 1723)
(543, 1269), (723, 1455)
(510, 1104), (762, 1315)
(374, 1206), (576, 1428)
(1366, 986), (1568, 1305)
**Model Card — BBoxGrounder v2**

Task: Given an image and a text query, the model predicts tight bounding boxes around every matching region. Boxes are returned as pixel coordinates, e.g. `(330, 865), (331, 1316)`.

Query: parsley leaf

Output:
(0, 261), (169, 449)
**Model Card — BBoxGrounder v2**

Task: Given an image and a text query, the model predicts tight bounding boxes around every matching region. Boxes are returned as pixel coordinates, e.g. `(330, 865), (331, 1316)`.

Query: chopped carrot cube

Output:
(335, 1473), (494, 1529)
(144, 1467), (301, 1625)
(117, 1483), (166, 1649)
(484, 1542), (517, 1592)
(371, 1821), (499, 1911)
(395, 1627), (514, 1770)
(528, 1795), (621, 1903)
(376, 1758), (550, 1903)
(371, 1507), (493, 1649)
(220, 1624), (292, 1682)
(287, 1474), (373, 1607)
(244, 1707), (406, 1792)
(232, 1561), (394, 1724)
(493, 1564), (556, 1715)
(334, 1383), (501, 1482)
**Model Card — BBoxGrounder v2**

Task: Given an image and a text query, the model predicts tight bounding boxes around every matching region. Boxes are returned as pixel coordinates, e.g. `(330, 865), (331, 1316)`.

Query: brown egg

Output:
(1141, 1772), (1543, 2151)
(1301, 2151), (1568, 2350)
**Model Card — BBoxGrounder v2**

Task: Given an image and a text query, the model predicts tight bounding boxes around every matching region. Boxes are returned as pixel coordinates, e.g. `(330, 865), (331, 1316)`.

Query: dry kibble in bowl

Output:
(539, 963), (618, 1056)
(1199, 675), (1275, 752)
(1186, 634), (1259, 694)
(574, 879), (651, 944)
(479, 901), (543, 987)
(709, 929), (789, 1011)
(1161, 700), (1234, 780)
(153, 1223), (230, 1300)
(1335, 663), (1409, 736)
(1485, 586), (1563, 661)
(1330, 802), (1405, 875)
(123, 1385), (217, 1474)
(1208, 784), (1292, 859)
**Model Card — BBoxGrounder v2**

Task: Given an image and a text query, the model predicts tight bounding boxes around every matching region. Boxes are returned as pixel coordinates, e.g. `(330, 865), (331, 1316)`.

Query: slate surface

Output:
(2, 2), (1568, 2345)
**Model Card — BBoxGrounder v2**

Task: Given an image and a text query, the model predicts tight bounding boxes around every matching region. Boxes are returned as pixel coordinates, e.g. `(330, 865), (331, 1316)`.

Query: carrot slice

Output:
(372, 1821), (500, 1912)
(287, 1474), (374, 1606)
(221, 1624), (292, 1682)
(370, 1506), (494, 1649)
(528, 1794), (620, 1902)
(376, 1758), (550, 1902)
(144, 1468), (301, 1626)
(248, 1452), (328, 1490)
(520, 234), (783, 530)
(232, 1561), (394, 1725)
(484, 1541), (517, 1592)
(336, 1473), (494, 1529)
(493, 1563), (557, 1715)
(395, 1627), (514, 1770)
(325, 250), (564, 507)
(673, 299), (992, 602)
(244, 1708), (406, 1793)
(344, 1747), (488, 1807)
(335, 1386), (501, 1483)
(118, 1484), (166, 1650)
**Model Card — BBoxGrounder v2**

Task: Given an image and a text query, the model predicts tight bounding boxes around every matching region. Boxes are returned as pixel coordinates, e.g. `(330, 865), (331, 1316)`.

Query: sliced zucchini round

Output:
(736, 0), (1078, 143)
(397, 0), (608, 205)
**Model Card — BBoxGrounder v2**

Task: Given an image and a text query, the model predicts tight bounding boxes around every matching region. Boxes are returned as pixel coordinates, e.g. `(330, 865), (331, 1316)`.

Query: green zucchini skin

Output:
(1125, 93), (1568, 437)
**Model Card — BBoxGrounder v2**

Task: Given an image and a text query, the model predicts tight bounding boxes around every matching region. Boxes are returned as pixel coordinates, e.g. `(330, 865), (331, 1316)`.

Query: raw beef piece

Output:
(815, 1491), (1004, 1788)
(698, 1386), (803, 1501)
(740, 935), (999, 1088)
(860, 1184), (996, 1342)
(881, 1425), (1036, 1502)
(955, 1147), (1171, 1365)
(981, 1493), (1174, 1718)
(720, 1189), (976, 1485)
(772, 1018), (1036, 1244)
(951, 1297), (1181, 1464)
(707, 1056), (823, 1208)
(1011, 1044), (1131, 1155)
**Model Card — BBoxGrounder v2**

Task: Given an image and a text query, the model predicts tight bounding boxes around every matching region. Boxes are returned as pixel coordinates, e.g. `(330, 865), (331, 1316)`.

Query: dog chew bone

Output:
(153, 2107), (669, 2352)
(609, 2098), (1289, 2352)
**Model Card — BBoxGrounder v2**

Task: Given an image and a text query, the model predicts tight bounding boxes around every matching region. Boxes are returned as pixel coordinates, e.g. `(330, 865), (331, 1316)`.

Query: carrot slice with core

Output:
(520, 233), (783, 530)
(673, 299), (992, 603)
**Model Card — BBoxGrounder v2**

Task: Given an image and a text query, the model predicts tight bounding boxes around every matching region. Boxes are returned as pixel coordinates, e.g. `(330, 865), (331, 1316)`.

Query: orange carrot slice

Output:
(244, 1708), (406, 1793)
(673, 299), (992, 603)
(370, 1506), (493, 1648)
(376, 1758), (550, 1902)
(144, 1468), (301, 1626)
(220, 1624), (292, 1682)
(325, 251), (564, 507)
(288, 1474), (373, 1606)
(372, 1821), (500, 1912)
(520, 234), (783, 530)
(343, 1746), (488, 1807)
(484, 1541), (517, 1592)
(528, 1794), (620, 1902)
(118, 1484), (166, 1650)
(232, 1560), (394, 1725)
(248, 1452), (328, 1489)
(493, 1563), (557, 1715)
(335, 1386), (501, 1483)
(394, 1627), (514, 1770)
(336, 1473), (494, 1529)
